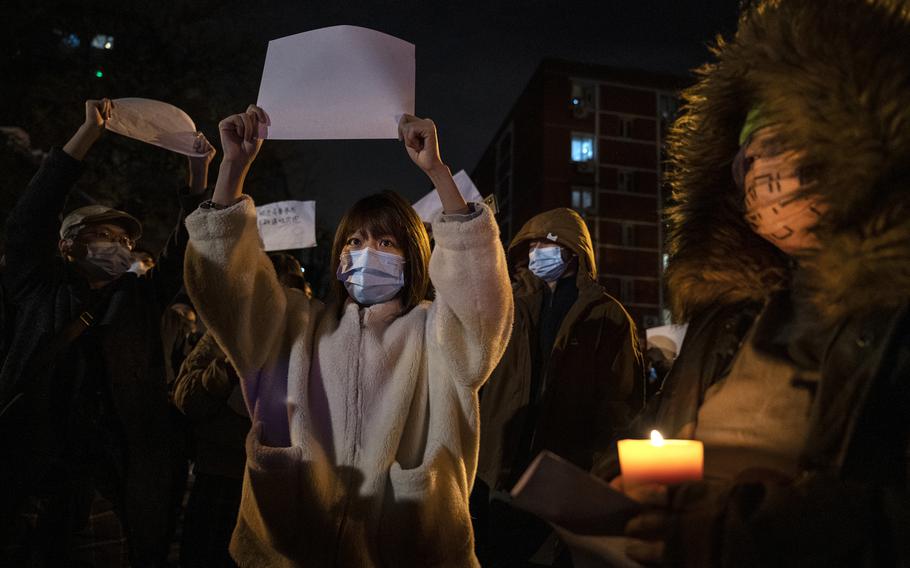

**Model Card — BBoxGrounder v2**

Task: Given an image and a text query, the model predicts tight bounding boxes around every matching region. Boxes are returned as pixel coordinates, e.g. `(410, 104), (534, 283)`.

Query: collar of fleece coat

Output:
(666, 0), (910, 323)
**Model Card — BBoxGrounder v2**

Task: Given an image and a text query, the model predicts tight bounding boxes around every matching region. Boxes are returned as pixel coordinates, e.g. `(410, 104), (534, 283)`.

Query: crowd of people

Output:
(1, 0), (909, 566)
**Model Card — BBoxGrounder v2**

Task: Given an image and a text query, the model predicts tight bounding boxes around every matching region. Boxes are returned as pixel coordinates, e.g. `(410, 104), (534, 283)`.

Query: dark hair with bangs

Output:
(330, 190), (431, 315)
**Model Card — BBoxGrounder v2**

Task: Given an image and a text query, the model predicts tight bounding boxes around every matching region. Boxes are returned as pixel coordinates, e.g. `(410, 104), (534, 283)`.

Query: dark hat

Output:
(59, 205), (143, 241)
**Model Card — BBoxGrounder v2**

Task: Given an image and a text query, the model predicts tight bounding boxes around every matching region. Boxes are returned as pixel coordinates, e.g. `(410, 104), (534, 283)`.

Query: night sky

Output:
(207, 0), (740, 225)
(3, 0), (741, 229)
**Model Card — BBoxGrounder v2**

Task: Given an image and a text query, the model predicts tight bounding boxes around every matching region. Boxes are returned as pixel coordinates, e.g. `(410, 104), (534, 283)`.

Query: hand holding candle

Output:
(617, 430), (704, 487)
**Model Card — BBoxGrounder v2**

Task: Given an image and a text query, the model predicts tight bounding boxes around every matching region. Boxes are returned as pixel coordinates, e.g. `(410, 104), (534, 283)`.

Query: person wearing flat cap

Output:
(0, 99), (215, 567)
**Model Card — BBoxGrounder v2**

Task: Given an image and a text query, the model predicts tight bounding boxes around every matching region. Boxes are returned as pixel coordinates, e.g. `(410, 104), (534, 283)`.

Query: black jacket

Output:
(0, 148), (204, 564)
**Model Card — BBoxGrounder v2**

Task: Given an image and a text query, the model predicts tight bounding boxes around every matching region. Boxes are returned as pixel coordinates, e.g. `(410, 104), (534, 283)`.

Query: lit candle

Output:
(617, 430), (703, 486)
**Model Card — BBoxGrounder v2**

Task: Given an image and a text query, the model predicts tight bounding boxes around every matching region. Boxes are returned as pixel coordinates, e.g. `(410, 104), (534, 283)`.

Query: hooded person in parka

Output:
(587, 1), (910, 566)
(473, 208), (644, 565)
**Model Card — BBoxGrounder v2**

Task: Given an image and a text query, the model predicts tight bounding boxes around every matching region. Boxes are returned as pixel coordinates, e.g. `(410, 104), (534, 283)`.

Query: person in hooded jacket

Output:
(584, 1), (910, 566)
(473, 207), (644, 566)
(0, 99), (214, 566)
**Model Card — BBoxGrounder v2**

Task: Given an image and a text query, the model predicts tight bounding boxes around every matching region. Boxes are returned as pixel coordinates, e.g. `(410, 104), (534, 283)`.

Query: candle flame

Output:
(650, 430), (665, 447)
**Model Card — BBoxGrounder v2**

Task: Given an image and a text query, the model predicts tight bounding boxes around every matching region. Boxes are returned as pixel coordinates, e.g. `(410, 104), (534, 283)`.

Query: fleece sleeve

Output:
(426, 203), (514, 390)
(183, 196), (310, 446)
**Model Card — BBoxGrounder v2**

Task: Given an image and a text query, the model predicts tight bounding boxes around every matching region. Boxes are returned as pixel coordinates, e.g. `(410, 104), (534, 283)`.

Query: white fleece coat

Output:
(184, 197), (512, 567)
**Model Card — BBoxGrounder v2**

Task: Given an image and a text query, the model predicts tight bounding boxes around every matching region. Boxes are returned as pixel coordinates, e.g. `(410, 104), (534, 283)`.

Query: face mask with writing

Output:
(733, 127), (825, 255)
(336, 247), (406, 305)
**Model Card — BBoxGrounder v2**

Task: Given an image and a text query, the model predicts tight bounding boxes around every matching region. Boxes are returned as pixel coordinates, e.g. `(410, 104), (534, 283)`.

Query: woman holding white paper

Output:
(183, 104), (512, 566)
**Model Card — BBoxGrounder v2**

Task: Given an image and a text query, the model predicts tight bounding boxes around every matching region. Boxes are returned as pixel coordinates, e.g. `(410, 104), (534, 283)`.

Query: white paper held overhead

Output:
(412, 170), (483, 222)
(105, 98), (206, 157)
(256, 200), (317, 251)
(256, 25), (415, 140)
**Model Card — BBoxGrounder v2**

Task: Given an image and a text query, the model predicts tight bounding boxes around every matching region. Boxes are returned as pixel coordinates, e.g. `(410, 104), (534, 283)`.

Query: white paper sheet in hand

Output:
(412, 170), (483, 222)
(105, 98), (206, 157)
(646, 323), (689, 361)
(256, 200), (317, 251)
(256, 25), (415, 140)
(510, 451), (640, 536)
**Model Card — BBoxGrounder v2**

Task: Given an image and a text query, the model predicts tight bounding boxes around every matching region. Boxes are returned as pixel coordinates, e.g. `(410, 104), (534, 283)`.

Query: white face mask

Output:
(128, 260), (151, 277)
(528, 246), (568, 282)
(76, 242), (133, 279)
(336, 247), (406, 305)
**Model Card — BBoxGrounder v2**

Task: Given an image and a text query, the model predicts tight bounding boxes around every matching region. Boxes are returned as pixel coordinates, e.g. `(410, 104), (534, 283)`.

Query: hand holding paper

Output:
(84, 98), (113, 132)
(219, 105), (266, 166)
(64, 99), (112, 160)
(256, 25), (414, 140)
(187, 133), (217, 192)
(104, 98), (208, 157)
(213, 105), (267, 206)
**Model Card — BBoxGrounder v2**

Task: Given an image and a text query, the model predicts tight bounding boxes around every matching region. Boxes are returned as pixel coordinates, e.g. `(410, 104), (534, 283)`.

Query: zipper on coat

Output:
(333, 308), (366, 565)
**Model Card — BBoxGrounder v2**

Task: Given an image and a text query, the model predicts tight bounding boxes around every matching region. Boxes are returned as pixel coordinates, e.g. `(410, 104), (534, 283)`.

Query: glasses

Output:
(77, 228), (135, 251)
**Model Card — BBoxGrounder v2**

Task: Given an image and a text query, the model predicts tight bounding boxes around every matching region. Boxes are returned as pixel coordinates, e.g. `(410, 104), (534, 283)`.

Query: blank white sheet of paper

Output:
(256, 25), (415, 140)
(105, 98), (206, 157)
(256, 200), (317, 251)
(412, 170), (483, 222)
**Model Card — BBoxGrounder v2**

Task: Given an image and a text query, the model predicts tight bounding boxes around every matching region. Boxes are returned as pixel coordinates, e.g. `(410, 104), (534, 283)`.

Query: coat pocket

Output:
(237, 424), (307, 556)
(380, 453), (477, 567)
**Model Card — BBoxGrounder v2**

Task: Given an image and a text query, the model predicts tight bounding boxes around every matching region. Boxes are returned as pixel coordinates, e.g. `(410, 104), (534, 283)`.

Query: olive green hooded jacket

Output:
(477, 208), (644, 490)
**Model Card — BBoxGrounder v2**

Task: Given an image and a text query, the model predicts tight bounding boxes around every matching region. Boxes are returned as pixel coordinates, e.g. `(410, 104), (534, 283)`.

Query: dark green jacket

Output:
(477, 207), (644, 490)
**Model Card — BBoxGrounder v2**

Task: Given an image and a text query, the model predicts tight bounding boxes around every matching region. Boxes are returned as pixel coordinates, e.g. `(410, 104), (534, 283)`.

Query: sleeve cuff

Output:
(431, 202), (499, 251)
(437, 202), (481, 222)
(185, 194), (257, 241)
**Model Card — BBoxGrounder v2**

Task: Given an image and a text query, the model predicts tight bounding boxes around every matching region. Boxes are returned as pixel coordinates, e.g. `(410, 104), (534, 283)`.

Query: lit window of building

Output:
(571, 134), (595, 162)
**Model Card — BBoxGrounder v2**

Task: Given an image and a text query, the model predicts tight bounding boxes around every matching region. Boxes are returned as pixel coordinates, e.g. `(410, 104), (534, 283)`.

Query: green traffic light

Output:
(95, 70), (103, 78)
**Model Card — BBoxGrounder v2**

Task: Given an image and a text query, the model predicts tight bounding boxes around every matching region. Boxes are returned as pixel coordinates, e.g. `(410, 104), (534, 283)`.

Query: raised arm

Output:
(398, 115), (513, 388)
(183, 105), (308, 447)
(4, 100), (109, 297)
(152, 133), (215, 304)
(398, 114), (469, 215)
(212, 104), (266, 207)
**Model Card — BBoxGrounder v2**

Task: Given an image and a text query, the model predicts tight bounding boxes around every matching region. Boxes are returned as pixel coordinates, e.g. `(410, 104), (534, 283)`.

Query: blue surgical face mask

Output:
(336, 247), (406, 305)
(528, 246), (568, 282)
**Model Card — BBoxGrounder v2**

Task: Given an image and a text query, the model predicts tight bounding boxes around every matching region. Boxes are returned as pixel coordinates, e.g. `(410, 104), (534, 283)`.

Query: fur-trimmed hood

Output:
(666, 0), (910, 322)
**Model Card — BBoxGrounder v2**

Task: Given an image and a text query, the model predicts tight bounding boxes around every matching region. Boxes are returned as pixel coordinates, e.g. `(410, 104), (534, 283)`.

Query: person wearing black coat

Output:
(0, 99), (213, 566)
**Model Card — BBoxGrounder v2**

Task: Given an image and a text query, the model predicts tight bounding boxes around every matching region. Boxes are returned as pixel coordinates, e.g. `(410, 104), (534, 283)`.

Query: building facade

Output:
(473, 59), (687, 330)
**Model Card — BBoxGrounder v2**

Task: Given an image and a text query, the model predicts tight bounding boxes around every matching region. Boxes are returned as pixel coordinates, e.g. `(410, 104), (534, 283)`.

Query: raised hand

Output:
(398, 114), (445, 173)
(187, 132), (217, 192)
(63, 99), (113, 160)
(218, 104), (267, 167)
(398, 114), (468, 214)
(212, 105), (268, 206)
(86, 99), (113, 130)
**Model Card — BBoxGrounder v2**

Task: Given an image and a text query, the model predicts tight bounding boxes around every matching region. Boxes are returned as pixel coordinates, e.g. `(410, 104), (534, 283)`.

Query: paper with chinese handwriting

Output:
(256, 200), (317, 251)
(105, 98), (207, 157)
(412, 170), (483, 222)
(256, 25), (415, 140)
